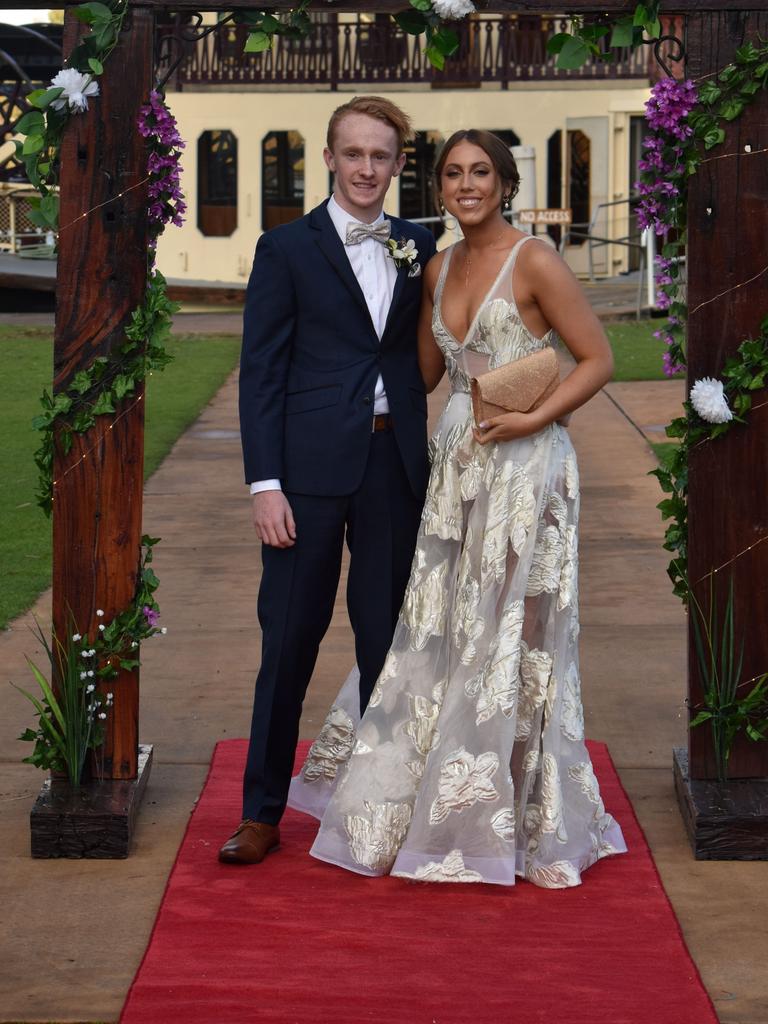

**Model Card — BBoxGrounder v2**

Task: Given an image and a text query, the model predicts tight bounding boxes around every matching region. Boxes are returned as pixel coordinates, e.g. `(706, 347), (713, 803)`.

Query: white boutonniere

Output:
(386, 237), (421, 278)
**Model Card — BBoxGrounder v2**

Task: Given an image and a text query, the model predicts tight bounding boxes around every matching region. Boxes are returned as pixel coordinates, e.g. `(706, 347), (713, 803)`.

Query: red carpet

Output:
(121, 740), (717, 1024)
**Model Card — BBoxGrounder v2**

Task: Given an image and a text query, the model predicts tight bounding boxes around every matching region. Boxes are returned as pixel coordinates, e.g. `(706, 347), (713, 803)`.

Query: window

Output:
(628, 114), (650, 270)
(490, 129), (521, 149)
(399, 130), (444, 240)
(262, 131), (305, 231)
(547, 129), (563, 245)
(567, 129), (590, 247)
(197, 130), (237, 237)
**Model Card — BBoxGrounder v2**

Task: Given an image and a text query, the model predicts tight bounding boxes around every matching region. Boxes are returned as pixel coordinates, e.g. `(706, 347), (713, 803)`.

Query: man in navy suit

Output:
(220, 96), (437, 864)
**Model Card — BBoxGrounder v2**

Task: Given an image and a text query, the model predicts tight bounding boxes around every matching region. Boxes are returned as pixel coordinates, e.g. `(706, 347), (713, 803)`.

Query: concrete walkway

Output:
(1, 365), (766, 1023)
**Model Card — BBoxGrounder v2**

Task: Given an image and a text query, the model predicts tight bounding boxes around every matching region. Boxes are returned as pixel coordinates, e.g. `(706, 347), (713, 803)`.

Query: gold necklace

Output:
(462, 230), (509, 287)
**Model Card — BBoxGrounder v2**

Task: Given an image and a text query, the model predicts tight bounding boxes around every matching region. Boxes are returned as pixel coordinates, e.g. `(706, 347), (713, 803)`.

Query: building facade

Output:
(156, 14), (660, 288)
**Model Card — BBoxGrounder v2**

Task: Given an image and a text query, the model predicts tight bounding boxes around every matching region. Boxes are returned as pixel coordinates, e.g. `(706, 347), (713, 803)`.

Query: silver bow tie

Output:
(345, 220), (391, 246)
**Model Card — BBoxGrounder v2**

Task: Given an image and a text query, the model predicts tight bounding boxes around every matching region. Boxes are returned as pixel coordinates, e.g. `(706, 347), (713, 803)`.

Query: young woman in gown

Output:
(288, 129), (627, 887)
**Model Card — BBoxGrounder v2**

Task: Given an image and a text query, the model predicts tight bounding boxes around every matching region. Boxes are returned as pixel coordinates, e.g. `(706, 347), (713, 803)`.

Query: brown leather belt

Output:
(372, 413), (393, 433)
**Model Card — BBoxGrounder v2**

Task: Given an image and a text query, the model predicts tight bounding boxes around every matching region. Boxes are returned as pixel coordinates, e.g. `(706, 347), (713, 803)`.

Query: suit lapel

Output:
(380, 216), (413, 344)
(310, 202), (375, 332)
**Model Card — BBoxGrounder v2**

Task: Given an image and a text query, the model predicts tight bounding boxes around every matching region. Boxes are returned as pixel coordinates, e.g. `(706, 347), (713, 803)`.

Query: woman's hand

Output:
(473, 409), (546, 445)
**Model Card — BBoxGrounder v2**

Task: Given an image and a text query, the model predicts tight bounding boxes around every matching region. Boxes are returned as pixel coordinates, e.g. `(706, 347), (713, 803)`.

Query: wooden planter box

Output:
(673, 747), (768, 860)
(30, 745), (153, 859)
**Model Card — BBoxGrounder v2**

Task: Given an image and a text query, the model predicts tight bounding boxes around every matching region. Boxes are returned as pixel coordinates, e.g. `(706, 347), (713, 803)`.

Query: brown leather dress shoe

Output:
(218, 820), (280, 864)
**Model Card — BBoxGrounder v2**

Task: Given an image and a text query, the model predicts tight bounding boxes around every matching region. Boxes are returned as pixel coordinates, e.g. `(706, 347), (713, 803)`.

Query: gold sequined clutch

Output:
(470, 347), (559, 425)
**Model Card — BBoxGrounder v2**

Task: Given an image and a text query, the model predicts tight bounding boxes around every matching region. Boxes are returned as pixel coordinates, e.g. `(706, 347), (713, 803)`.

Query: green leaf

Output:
(113, 374), (135, 400)
(703, 126), (726, 150)
(88, 57), (104, 75)
(40, 193), (59, 227)
(244, 30), (271, 53)
(92, 24), (117, 50)
(735, 42), (758, 65)
(16, 110), (45, 135)
(431, 26), (459, 56)
(27, 208), (50, 229)
(556, 35), (590, 70)
(75, 1), (114, 24)
(719, 99), (745, 121)
(610, 18), (636, 48)
(690, 710), (713, 728)
(70, 370), (93, 396)
(92, 390), (115, 416)
(546, 32), (571, 56)
(395, 9), (427, 34)
(22, 134), (44, 156)
(425, 43), (445, 70)
(410, 0), (433, 11)
(698, 82), (722, 106)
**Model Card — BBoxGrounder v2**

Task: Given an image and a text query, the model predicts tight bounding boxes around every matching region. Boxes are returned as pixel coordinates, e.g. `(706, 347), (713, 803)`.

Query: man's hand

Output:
(252, 491), (296, 548)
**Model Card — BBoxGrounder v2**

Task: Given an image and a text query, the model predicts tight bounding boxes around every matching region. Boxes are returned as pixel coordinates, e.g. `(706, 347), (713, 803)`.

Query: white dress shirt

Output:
(250, 194), (398, 495)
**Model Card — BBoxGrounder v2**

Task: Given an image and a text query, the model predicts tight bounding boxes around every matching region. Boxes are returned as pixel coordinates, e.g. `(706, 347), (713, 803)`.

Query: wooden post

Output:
(685, 8), (768, 781)
(52, 6), (155, 780)
(674, 8), (768, 859)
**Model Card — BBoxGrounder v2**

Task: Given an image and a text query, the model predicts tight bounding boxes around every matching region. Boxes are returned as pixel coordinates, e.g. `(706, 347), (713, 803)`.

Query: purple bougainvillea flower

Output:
(142, 605), (160, 627)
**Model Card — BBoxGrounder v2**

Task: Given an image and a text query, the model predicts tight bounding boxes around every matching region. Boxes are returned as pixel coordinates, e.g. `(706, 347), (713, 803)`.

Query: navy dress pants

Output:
(242, 430), (423, 825)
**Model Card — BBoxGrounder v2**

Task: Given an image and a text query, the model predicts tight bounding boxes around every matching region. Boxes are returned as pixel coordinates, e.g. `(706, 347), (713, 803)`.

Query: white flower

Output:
(131, 641), (138, 649)
(80, 671), (87, 680)
(107, 692), (113, 700)
(99, 624), (105, 631)
(72, 633), (81, 642)
(160, 627), (167, 635)
(81, 650), (92, 659)
(86, 683), (95, 693)
(50, 69), (100, 113)
(87, 670), (94, 678)
(386, 236), (419, 276)
(98, 712), (107, 720)
(431, 0), (475, 19)
(89, 648), (96, 656)
(690, 377), (733, 424)
(96, 609), (104, 617)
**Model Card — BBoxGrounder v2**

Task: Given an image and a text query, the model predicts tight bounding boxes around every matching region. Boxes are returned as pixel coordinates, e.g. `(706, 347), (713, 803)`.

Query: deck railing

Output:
(161, 15), (651, 90)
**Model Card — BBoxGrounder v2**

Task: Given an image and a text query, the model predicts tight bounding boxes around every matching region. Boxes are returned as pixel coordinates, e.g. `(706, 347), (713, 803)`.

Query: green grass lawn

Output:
(0, 327), (240, 629)
(604, 319), (683, 382)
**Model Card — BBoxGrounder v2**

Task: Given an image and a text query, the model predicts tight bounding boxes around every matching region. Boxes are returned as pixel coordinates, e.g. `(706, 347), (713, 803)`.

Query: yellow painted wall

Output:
(157, 84), (650, 285)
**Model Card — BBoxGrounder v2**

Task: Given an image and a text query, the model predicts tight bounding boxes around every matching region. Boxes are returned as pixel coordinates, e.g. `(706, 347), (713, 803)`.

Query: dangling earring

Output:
(439, 199), (446, 216)
(503, 194), (511, 210)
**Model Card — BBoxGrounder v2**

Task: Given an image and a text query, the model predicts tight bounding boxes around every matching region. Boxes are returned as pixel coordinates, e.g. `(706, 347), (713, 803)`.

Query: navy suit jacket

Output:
(239, 200), (437, 500)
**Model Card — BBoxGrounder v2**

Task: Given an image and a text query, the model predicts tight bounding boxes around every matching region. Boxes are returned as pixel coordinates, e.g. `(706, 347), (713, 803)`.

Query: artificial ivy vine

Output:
(632, 41), (768, 602)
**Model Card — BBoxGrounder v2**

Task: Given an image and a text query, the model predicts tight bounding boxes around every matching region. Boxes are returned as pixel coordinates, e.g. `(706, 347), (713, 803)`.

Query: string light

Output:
(50, 393), (145, 492)
(692, 533), (768, 586)
(699, 144), (768, 164)
(57, 176), (151, 235)
(687, 262), (768, 317)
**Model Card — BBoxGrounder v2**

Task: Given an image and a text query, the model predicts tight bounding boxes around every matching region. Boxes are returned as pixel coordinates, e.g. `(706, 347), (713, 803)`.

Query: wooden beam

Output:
(686, 8), (768, 780)
(6, 1), (768, 12)
(52, 6), (154, 780)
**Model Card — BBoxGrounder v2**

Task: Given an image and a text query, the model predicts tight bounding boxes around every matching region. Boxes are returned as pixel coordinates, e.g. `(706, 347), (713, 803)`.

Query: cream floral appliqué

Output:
(398, 849), (483, 882)
(430, 748), (500, 824)
(301, 705), (355, 783)
(344, 800), (413, 872)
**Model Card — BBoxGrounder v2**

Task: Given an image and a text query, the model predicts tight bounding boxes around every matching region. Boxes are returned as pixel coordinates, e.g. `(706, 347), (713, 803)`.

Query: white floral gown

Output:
(288, 235), (627, 887)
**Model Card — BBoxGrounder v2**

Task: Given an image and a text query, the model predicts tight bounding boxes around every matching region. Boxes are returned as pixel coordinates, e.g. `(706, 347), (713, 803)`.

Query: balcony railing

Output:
(161, 15), (651, 91)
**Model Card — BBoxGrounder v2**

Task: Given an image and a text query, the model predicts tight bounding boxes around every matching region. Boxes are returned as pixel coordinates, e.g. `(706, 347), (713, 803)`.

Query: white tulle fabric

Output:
(288, 236), (627, 887)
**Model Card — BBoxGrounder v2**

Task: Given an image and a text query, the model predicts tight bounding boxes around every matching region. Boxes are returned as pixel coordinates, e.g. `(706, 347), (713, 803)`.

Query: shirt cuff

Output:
(250, 479), (282, 495)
